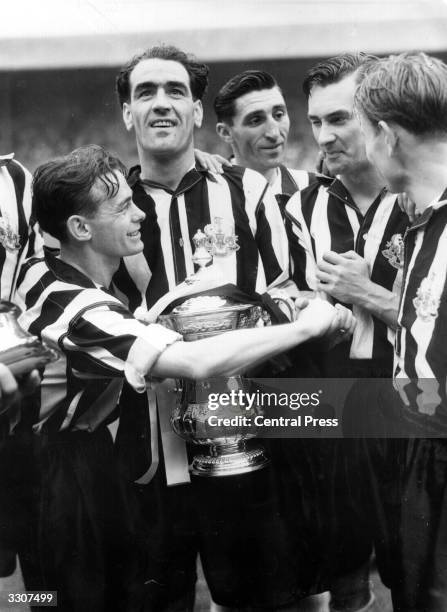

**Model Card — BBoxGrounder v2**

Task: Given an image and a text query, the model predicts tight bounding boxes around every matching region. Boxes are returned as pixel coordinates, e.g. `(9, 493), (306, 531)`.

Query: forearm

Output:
(353, 280), (399, 329)
(151, 322), (313, 380)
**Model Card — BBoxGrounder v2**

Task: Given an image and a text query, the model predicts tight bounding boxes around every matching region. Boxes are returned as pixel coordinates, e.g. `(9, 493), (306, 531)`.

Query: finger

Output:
(315, 270), (334, 284)
(321, 251), (344, 265)
(316, 260), (336, 274)
(0, 364), (18, 396)
(339, 250), (359, 260)
(213, 154), (232, 167)
(294, 297), (309, 311)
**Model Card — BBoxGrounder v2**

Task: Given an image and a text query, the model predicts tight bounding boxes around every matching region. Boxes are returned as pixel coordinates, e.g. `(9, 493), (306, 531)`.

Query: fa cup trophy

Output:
(158, 218), (272, 477)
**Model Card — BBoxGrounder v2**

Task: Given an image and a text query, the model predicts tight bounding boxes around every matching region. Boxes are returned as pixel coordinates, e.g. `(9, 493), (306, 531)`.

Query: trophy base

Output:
(191, 444), (270, 477)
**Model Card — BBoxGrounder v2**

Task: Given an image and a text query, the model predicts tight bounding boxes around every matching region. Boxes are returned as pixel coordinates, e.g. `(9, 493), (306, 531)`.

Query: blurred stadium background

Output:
(1, 0), (447, 173)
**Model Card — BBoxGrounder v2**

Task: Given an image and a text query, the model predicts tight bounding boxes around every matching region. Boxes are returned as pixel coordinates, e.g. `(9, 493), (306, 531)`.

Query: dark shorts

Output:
(22, 427), (144, 612)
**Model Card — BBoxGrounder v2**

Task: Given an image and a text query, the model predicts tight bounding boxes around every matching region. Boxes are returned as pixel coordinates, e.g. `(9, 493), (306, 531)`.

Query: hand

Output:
(0, 365), (40, 415)
(194, 149), (232, 174)
(325, 303), (356, 348)
(397, 192), (417, 222)
(294, 297), (339, 339)
(316, 250), (370, 304)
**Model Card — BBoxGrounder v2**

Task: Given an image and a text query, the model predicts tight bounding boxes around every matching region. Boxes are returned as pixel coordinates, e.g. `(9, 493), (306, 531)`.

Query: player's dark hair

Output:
(214, 70), (279, 123)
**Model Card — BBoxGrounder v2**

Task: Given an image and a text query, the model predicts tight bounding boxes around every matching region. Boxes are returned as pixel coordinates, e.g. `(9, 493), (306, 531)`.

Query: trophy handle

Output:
(271, 293), (296, 321)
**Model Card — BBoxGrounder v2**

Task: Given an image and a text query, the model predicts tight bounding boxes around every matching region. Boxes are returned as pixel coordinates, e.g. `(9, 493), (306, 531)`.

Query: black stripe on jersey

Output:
(255, 196), (283, 286)
(327, 199), (358, 254)
(223, 168), (259, 294)
(68, 318), (136, 362)
(184, 179), (211, 270)
(24, 270), (57, 309)
(280, 167), (299, 199)
(169, 196), (187, 284)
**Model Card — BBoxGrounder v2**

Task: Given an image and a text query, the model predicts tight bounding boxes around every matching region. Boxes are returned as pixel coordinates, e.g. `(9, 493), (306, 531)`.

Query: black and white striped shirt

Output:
(16, 252), (180, 434)
(394, 195), (447, 430)
(270, 165), (314, 213)
(0, 154), (43, 301)
(286, 175), (409, 371)
(114, 165), (292, 311)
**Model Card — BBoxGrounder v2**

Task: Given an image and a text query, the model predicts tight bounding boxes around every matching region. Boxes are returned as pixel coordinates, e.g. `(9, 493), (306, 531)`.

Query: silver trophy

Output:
(159, 294), (269, 477)
(0, 301), (58, 377)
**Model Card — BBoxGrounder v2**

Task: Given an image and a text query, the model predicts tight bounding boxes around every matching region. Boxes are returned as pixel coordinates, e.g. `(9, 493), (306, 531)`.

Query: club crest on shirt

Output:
(0, 217), (20, 251)
(382, 233), (404, 269)
(413, 272), (441, 323)
(203, 217), (240, 257)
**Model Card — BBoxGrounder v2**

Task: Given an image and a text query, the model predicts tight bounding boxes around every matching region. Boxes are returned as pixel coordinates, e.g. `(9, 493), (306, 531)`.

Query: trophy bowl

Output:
(158, 295), (270, 477)
(0, 301), (59, 377)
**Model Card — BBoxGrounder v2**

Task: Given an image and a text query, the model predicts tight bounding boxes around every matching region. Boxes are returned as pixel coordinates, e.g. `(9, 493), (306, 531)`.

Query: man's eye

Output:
(310, 120), (321, 128)
(274, 111), (286, 120)
(331, 117), (347, 125)
(170, 88), (184, 96)
(248, 117), (262, 126)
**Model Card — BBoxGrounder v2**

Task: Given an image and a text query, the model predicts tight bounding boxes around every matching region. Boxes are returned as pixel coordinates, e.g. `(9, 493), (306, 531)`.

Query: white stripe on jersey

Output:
(350, 193), (396, 359)
(176, 193), (195, 278)
(207, 174), (238, 286)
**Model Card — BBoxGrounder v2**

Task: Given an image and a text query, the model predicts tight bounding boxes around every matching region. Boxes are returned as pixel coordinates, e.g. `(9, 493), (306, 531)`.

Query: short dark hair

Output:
(302, 52), (378, 98)
(355, 52), (447, 137)
(214, 70), (279, 123)
(33, 145), (127, 243)
(116, 44), (209, 107)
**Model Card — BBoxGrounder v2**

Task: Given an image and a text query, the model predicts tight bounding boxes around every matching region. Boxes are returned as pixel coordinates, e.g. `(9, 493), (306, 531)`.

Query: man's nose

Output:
(317, 123), (336, 147)
(264, 119), (281, 140)
(132, 202), (146, 222)
(152, 88), (171, 111)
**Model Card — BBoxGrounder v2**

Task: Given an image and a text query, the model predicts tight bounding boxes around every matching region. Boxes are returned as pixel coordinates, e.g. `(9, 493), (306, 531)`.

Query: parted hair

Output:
(33, 145), (127, 242)
(355, 52), (447, 137)
(116, 44), (209, 107)
(302, 52), (378, 98)
(214, 70), (279, 123)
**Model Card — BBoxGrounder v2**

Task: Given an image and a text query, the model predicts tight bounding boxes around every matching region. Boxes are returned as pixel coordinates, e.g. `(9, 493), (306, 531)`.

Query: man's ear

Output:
(378, 120), (398, 156)
(193, 100), (203, 129)
(66, 215), (92, 243)
(216, 122), (233, 144)
(122, 102), (134, 132)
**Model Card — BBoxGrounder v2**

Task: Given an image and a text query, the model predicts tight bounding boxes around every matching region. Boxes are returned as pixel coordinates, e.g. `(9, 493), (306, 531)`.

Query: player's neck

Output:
(340, 164), (384, 215)
(402, 143), (447, 214)
(140, 147), (196, 191)
(233, 154), (278, 185)
(59, 245), (118, 289)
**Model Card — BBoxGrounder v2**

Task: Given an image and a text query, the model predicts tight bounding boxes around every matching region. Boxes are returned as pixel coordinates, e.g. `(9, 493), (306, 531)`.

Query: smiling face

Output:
(86, 172), (146, 259)
(307, 73), (370, 177)
(122, 58), (203, 159)
(217, 87), (290, 175)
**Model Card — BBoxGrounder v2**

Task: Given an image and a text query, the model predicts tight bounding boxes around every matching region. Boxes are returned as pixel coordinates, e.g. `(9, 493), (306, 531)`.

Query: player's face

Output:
(359, 112), (404, 193)
(307, 73), (370, 177)
(122, 58), (203, 158)
(226, 87), (290, 173)
(89, 173), (146, 258)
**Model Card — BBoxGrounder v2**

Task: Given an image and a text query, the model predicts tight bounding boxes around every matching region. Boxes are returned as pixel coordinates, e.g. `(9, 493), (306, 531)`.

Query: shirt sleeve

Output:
(59, 296), (181, 392)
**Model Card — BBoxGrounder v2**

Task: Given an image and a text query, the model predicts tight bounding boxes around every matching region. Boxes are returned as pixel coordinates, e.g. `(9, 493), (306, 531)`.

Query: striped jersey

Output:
(15, 252), (180, 434)
(269, 165), (315, 216)
(286, 175), (409, 371)
(113, 165), (292, 311)
(394, 195), (447, 431)
(0, 154), (44, 301)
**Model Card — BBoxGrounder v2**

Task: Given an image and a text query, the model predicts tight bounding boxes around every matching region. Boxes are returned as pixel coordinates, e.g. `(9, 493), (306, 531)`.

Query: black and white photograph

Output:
(1, 1), (447, 610)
